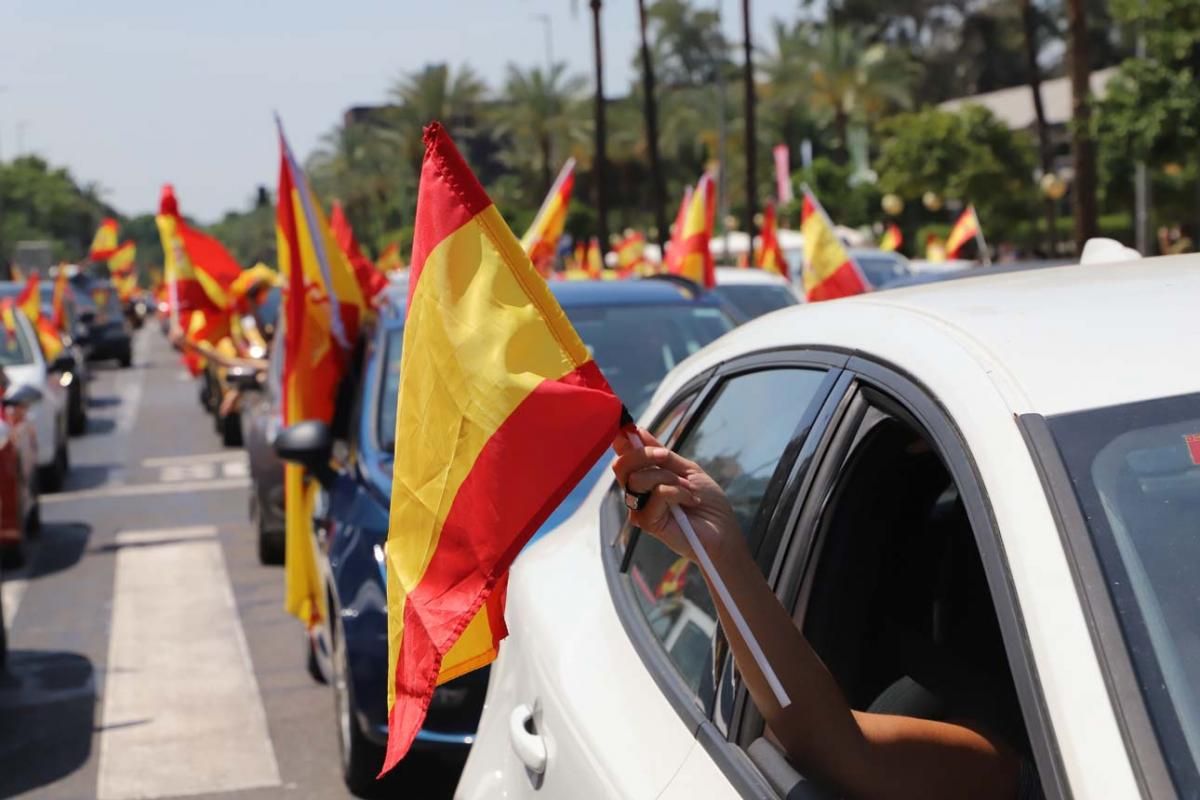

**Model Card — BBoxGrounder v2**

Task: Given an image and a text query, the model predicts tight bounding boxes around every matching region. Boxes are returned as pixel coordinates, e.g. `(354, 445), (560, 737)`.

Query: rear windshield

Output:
(1048, 394), (1200, 795)
(711, 283), (798, 321)
(0, 314), (35, 366)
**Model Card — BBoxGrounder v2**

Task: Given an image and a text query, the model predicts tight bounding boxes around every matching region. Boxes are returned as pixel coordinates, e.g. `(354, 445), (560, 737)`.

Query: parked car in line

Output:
(0, 372), (40, 568)
(711, 266), (801, 322)
(75, 278), (133, 367)
(273, 278), (736, 795)
(456, 257), (1199, 800)
(0, 291), (71, 491)
(236, 337), (286, 564)
(36, 281), (89, 434)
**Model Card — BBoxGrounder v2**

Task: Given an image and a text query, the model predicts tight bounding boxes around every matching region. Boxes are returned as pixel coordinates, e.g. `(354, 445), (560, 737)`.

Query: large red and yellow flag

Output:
(665, 173), (716, 288)
(800, 187), (870, 301)
(376, 242), (405, 273)
(519, 158), (575, 275)
(330, 200), (389, 303)
(89, 218), (120, 261)
(879, 223), (903, 253)
(383, 124), (622, 771)
(155, 184), (243, 373)
(109, 242), (139, 302)
(944, 205), (981, 259)
(15, 274), (64, 361)
(276, 121), (367, 626)
(754, 202), (788, 279)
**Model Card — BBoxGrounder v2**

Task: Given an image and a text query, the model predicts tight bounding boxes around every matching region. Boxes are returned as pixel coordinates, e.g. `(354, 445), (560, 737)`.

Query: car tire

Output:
(68, 384), (87, 436)
(118, 347), (133, 368)
(38, 443), (67, 494)
(257, 527), (284, 566)
(221, 412), (243, 448)
(26, 499), (40, 539)
(332, 619), (385, 796)
(1, 541), (26, 570)
(0, 582), (7, 670)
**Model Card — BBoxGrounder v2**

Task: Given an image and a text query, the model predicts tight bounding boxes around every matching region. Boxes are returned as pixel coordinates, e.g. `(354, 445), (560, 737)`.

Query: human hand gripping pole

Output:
(619, 420), (791, 709)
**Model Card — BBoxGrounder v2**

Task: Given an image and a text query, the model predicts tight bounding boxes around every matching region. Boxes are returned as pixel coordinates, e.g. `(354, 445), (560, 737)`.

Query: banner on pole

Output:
(773, 144), (793, 205)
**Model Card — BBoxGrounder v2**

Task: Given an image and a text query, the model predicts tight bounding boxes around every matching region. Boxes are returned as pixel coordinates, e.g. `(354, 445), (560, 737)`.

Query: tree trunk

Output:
(590, 0), (610, 258)
(833, 108), (850, 166)
(540, 135), (553, 197)
(637, 0), (668, 251)
(741, 0), (758, 239)
(1066, 0), (1098, 251)
(1019, 0), (1058, 256)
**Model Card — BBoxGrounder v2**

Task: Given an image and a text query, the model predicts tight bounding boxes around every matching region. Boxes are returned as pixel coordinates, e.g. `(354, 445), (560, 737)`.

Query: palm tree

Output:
(636, 0), (668, 250)
(307, 121), (408, 251)
(589, 0), (610, 253)
(388, 63), (488, 185)
(1018, 0), (1057, 254)
(740, 0), (757, 238)
(492, 63), (588, 195)
(765, 24), (913, 164)
(1065, 0), (1098, 250)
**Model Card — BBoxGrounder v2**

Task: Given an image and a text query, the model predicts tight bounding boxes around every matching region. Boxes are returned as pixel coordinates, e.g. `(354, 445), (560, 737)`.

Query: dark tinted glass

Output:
(625, 368), (829, 706)
(377, 327), (404, 451)
(1049, 394), (1200, 796)
(711, 284), (798, 321)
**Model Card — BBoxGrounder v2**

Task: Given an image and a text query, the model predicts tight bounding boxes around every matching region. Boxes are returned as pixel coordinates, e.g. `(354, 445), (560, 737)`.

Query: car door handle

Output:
(508, 703), (547, 774)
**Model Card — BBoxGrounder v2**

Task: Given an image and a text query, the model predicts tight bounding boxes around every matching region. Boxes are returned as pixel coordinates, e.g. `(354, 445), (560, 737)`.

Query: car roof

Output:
(659, 256), (1200, 416)
(714, 266), (793, 287)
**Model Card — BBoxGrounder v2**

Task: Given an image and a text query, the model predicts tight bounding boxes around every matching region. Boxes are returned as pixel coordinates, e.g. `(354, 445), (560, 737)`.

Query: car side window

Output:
(624, 368), (830, 710)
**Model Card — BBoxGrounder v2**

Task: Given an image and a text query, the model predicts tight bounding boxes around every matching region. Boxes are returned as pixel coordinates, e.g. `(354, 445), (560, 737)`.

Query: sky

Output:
(1, 0), (801, 224)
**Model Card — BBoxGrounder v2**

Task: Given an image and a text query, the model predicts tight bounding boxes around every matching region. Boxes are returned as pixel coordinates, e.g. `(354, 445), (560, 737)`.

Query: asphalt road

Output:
(0, 328), (457, 799)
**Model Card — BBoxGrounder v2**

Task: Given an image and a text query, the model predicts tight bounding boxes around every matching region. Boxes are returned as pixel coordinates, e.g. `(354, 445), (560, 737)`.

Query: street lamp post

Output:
(589, 0), (610, 257)
(636, 0), (668, 252)
(740, 0), (757, 240)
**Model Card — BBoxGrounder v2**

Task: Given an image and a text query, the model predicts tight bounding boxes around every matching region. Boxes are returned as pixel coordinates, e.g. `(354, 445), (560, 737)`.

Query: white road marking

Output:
(142, 452), (249, 468)
(113, 363), (144, 436)
(221, 459), (249, 479)
(160, 463), (217, 482)
(97, 525), (281, 799)
(1, 577), (27, 631)
(41, 477), (251, 504)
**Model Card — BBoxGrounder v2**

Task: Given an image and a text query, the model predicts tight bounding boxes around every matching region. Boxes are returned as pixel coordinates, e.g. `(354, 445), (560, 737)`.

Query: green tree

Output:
(875, 105), (1037, 236)
(0, 155), (110, 264)
(388, 63), (488, 186)
(643, 0), (730, 88)
(492, 63), (589, 195)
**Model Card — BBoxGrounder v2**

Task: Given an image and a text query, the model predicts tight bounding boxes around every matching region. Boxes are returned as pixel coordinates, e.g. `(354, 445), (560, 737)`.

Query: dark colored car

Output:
(239, 336), (286, 564)
(37, 281), (90, 434)
(74, 278), (133, 367)
(274, 278), (735, 794)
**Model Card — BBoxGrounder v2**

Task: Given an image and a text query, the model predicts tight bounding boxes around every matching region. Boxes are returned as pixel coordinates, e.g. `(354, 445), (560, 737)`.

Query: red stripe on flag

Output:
(383, 360), (621, 771)
(808, 261), (870, 302)
(408, 124), (493, 309)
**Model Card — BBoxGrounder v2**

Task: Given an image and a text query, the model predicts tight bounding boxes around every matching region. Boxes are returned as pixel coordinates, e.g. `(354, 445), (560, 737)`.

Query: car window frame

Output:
(600, 347), (850, 799)
(1019, 412), (1177, 799)
(741, 355), (1070, 800)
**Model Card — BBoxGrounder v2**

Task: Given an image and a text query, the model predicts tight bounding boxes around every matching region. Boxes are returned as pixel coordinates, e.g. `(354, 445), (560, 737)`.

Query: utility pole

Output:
(532, 13), (554, 76)
(740, 0), (757, 239)
(636, 0), (668, 251)
(589, 0), (610, 255)
(1134, 22), (1150, 254)
(1066, 0), (1099, 251)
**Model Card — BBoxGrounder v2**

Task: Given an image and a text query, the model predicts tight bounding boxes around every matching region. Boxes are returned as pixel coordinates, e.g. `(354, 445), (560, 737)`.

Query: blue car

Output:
(275, 278), (734, 794)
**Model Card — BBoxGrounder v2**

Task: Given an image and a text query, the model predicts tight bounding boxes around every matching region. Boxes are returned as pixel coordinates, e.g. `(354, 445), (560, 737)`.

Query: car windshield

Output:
(711, 283), (797, 321)
(854, 253), (910, 288)
(1048, 393), (1200, 795)
(377, 303), (732, 451)
(90, 285), (123, 316)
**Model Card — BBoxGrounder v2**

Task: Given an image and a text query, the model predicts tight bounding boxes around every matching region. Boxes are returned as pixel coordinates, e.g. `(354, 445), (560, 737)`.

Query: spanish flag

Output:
(755, 202), (788, 279)
(156, 186), (242, 373)
(15, 274), (64, 361)
(520, 158), (576, 276)
(665, 173), (716, 288)
(50, 270), (69, 331)
(945, 205), (981, 259)
(586, 236), (604, 278)
(376, 242), (405, 273)
(615, 230), (647, 276)
(879, 223), (903, 253)
(330, 200), (389, 303)
(382, 123), (622, 771)
(276, 121), (367, 626)
(89, 218), (120, 261)
(800, 187), (869, 301)
(109, 242), (138, 302)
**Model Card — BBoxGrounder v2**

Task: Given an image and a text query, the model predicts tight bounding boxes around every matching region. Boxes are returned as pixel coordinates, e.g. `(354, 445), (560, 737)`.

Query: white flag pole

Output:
(972, 207), (992, 266)
(624, 430), (791, 708)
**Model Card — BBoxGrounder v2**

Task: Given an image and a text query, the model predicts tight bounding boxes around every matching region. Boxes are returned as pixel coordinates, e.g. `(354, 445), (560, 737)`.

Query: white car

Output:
(457, 256), (1199, 799)
(2, 311), (70, 491)
(711, 267), (801, 323)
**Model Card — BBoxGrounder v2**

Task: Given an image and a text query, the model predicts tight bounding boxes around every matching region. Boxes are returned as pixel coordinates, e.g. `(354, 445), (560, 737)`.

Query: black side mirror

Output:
(49, 352), (75, 373)
(274, 420), (335, 486)
(226, 365), (262, 391)
(3, 384), (42, 408)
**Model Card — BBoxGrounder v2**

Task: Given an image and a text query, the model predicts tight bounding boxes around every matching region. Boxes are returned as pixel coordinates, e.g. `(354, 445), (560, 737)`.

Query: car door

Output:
(598, 355), (848, 800)
(672, 362), (1066, 800)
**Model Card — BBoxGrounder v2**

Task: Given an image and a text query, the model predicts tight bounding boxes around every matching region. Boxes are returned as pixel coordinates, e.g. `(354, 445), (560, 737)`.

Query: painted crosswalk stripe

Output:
(96, 525), (281, 799)
(142, 451), (249, 468)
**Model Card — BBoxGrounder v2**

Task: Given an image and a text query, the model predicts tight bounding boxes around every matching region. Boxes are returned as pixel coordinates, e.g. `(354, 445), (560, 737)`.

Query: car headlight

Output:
(58, 372), (74, 388)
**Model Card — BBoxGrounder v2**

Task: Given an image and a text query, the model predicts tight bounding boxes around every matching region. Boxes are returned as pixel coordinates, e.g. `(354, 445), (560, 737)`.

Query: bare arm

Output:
(613, 428), (1020, 800)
